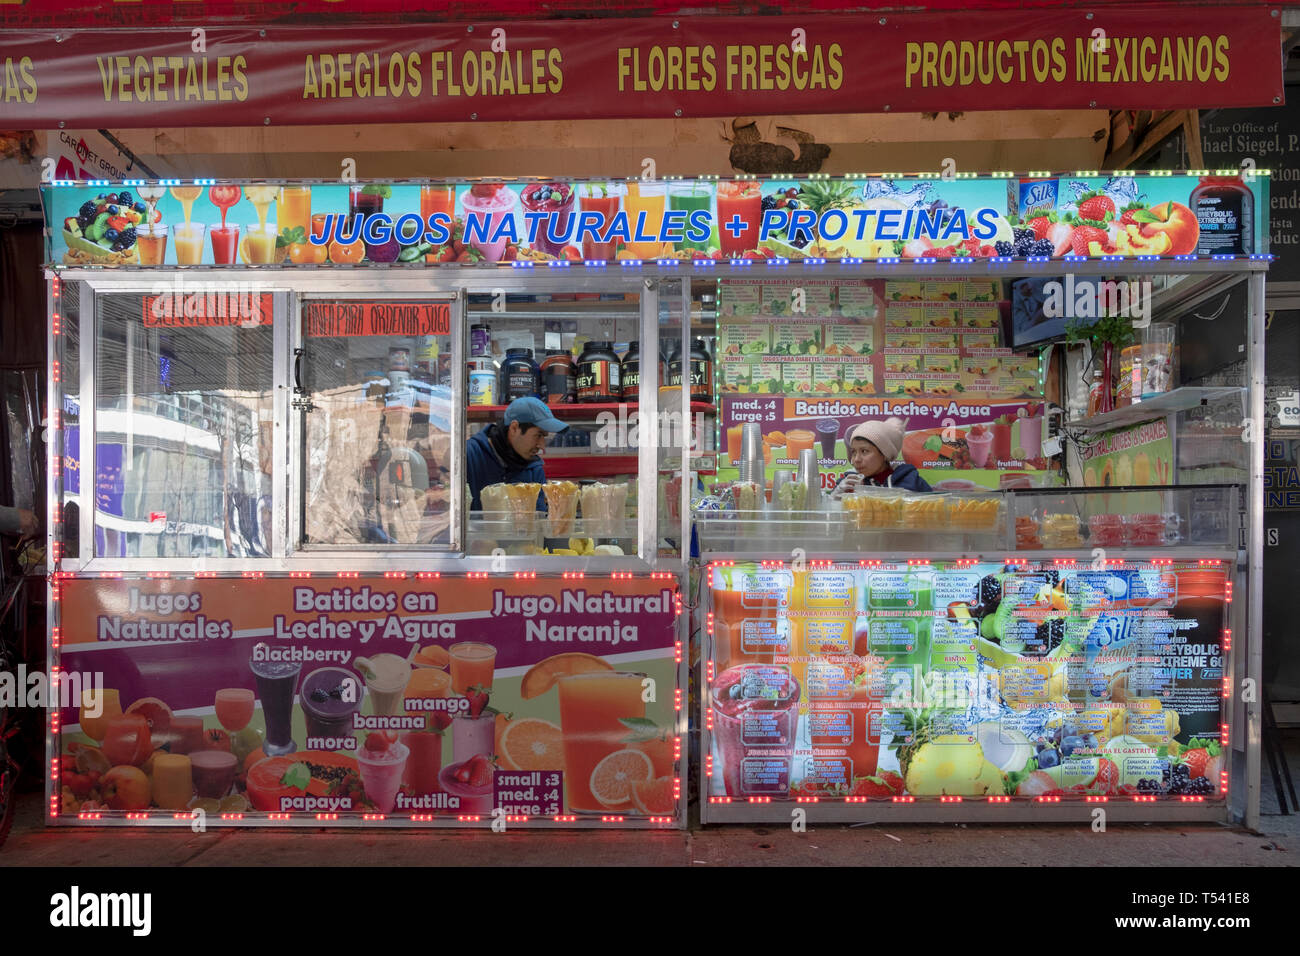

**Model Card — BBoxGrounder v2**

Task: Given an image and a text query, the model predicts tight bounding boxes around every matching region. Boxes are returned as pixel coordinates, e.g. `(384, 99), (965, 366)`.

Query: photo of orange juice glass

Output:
(557, 671), (646, 812)
(448, 642), (496, 694)
(726, 424), (744, 467)
(420, 185), (456, 262)
(78, 687), (121, 743)
(172, 222), (205, 265)
(242, 222), (279, 264)
(624, 181), (666, 258)
(279, 186), (312, 238)
(136, 224), (168, 266)
(786, 428), (816, 458)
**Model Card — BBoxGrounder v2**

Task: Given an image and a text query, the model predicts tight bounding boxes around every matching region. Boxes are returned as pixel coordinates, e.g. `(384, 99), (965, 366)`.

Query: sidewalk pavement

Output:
(4, 731), (1296, 867)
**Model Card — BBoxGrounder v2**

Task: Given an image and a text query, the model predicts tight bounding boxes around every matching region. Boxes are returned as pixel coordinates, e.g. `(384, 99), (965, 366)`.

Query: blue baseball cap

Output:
(503, 396), (568, 433)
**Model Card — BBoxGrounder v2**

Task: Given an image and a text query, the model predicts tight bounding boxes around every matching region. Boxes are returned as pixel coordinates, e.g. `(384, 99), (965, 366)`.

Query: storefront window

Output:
(298, 297), (456, 549)
(93, 291), (273, 558)
(462, 289), (646, 559)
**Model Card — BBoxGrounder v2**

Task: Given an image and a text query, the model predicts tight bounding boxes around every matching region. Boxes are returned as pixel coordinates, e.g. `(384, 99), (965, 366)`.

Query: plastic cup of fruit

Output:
(356, 740), (410, 814)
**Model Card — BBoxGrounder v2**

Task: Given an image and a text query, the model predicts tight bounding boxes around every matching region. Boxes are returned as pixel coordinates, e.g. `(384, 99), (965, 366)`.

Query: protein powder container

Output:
(467, 356), (496, 406)
(540, 349), (576, 405)
(621, 342), (645, 400)
(669, 338), (713, 401)
(501, 348), (541, 401)
(576, 341), (621, 403)
(469, 324), (492, 357)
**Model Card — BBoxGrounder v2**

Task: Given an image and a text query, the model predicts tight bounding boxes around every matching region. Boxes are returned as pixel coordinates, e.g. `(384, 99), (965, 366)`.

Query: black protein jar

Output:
(621, 342), (644, 400)
(576, 341), (621, 403)
(501, 348), (541, 401)
(669, 338), (713, 401)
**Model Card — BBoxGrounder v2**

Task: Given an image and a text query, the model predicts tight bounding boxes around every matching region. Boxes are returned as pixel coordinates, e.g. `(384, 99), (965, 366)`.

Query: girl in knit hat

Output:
(830, 416), (931, 497)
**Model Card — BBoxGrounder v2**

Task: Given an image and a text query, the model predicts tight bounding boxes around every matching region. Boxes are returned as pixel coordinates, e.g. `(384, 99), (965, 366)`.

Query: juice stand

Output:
(40, 171), (1269, 830)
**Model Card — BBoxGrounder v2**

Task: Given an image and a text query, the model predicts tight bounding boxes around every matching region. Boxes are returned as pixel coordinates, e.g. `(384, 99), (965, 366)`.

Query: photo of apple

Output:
(100, 765), (152, 811)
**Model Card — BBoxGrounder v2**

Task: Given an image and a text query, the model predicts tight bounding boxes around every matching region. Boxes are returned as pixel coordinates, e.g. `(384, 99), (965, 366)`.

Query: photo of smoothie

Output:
(400, 729), (444, 797)
(579, 182), (623, 260)
(452, 713), (496, 765)
(989, 417), (1013, 465)
(815, 418), (841, 462)
(711, 566), (788, 668)
(461, 183), (516, 262)
(190, 749), (238, 799)
(965, 424), (995, 468)
(711, 665), (800, 797)
(717, 180), (762, 256)
(249, 647), (301, 756)
(1016, 413), (1044, 461)
(356, 738), (410, 814)
(520, 181), (576, 256)
(353, 653), (411, 718)
(669, 181), (712, 251)
(726, 424), (744, 467)
(448, 642), (496, 694)
(299, 666), (364, 742)
(786, 428), (815, 459)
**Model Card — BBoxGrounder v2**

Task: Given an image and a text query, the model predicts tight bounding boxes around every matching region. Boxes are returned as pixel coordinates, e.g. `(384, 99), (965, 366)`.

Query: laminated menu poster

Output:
(706, 561), (1229, 803)
(1077, 419), (1175, 488)
(716, 277), (1052, 491)
(52, 576), (681, 826)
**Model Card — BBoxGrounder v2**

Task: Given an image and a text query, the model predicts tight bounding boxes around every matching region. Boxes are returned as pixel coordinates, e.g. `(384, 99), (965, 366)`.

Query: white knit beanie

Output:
(847, 416), (907, 461)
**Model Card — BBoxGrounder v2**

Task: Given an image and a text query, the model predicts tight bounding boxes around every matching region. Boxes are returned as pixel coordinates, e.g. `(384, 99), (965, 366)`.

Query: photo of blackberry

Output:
(994, 240), (1014, 256)
(977, 574), (1003, 613)
(1033, 618), (1065, 653)
(1029, 238), (1054, 256)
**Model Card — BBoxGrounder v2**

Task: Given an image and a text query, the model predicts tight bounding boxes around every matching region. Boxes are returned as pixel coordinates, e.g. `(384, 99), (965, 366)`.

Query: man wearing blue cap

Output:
(466, 396), (569, 511)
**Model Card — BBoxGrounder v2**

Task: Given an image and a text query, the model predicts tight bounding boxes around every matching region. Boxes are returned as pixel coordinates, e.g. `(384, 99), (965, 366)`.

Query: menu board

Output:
(717, 277), (1049, 492)
(54, 576), (681, 826)
(706, 561), (1228, 804)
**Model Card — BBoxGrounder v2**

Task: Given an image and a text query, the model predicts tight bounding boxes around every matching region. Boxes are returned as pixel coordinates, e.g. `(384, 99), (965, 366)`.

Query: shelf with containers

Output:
(40, 174), (1270, 833)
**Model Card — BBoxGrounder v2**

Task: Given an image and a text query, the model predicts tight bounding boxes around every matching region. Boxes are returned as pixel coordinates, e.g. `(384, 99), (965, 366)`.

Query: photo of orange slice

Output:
(519, 652), (613, 700)
(588, 748), (653, 809)
(498, 717), (564, 772)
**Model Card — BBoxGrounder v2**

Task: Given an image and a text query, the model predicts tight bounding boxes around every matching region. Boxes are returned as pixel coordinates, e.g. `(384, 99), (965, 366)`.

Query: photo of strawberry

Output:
(1069, 220), (1111, 256)
(1118, 202), (1147, 226)
(1027, 213), (1056, 240)
(1177, 738), (1221, 779)
(849, 775), (900, 799)
(1076, 190), (1116, 222)
(466, 685), (490, 718)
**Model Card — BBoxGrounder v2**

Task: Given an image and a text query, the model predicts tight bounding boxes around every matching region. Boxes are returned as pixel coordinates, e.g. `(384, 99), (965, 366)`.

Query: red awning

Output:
(0, 5), (1285, 127)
